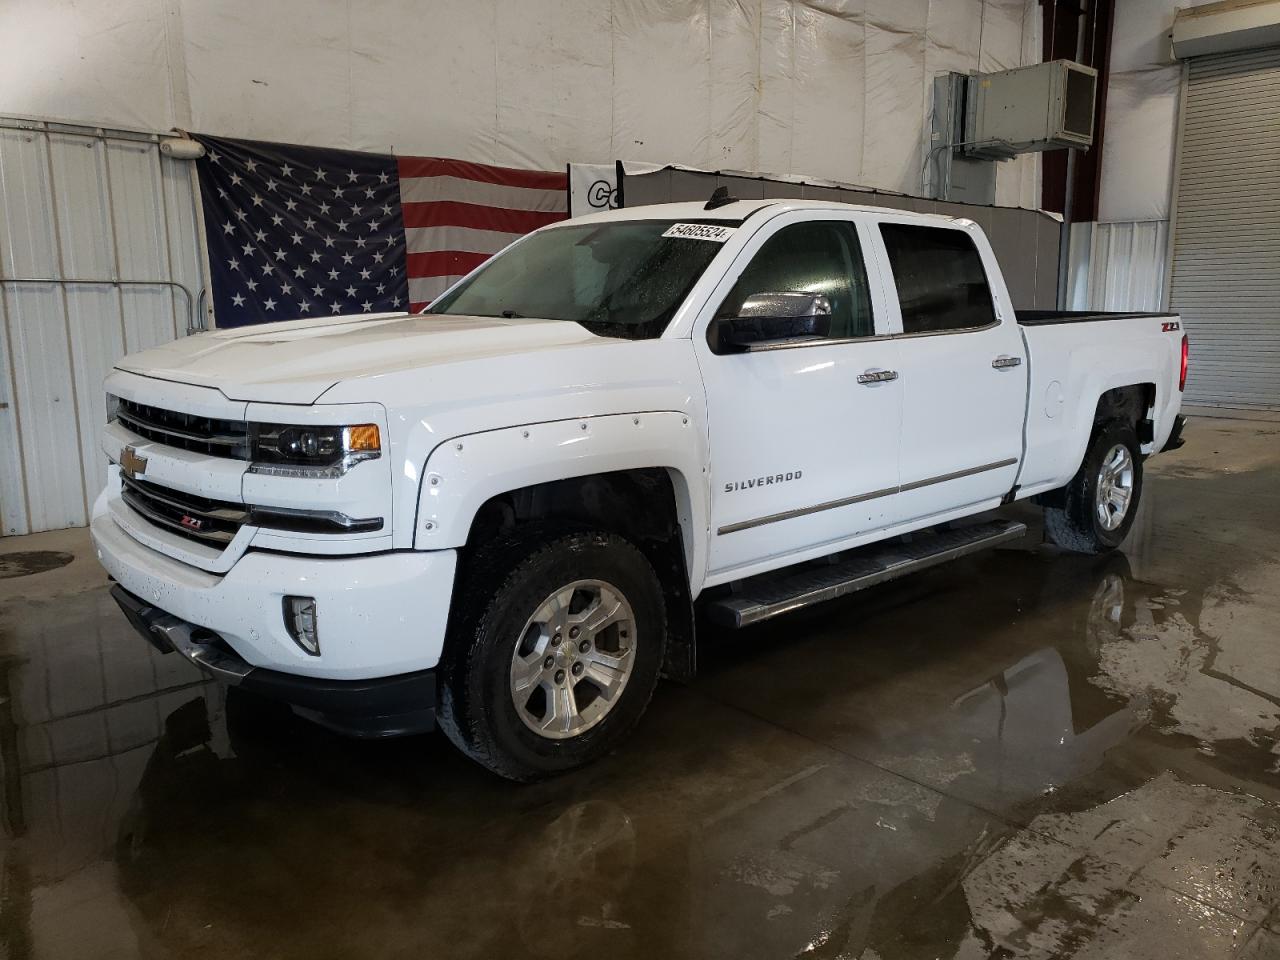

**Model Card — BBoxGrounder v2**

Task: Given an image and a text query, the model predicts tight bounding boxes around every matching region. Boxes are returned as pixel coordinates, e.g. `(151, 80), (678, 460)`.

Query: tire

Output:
(438, 527), (667, 781)
(1044, 421), (1143, 555)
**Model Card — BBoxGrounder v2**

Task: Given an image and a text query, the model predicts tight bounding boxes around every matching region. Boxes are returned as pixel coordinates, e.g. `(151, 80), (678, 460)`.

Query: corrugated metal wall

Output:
(1169, 47), (1280, 410)
(1066, 220), (1169, 312)
(0, 118), (206, 535)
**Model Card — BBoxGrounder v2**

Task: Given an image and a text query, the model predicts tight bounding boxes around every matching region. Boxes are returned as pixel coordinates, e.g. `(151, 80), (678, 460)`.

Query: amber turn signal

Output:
(344, 424), (381, 452)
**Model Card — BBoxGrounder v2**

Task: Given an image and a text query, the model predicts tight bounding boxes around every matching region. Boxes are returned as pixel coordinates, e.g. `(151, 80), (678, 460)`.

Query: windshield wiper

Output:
(499, 309), (524, 319)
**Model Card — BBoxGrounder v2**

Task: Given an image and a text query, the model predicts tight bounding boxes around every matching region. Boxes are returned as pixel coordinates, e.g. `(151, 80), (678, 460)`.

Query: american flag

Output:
(193, 135), (567, 328)
(397, 157), (570, 310)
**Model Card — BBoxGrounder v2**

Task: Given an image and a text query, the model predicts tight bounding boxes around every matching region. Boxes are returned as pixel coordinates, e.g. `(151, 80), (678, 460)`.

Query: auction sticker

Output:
(662, 223), (735, 242)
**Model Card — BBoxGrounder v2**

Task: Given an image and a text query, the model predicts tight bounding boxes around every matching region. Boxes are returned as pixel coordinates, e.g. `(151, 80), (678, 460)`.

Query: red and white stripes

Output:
(396, 157), (568, 310)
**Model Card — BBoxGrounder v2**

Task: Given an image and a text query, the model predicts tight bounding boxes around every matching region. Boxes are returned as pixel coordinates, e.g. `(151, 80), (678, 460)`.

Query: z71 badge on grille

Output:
(120, 446), (147, 480)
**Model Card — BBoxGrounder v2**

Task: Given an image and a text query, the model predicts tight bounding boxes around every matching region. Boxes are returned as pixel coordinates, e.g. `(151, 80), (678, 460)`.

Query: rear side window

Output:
(879, 223), (996, 334)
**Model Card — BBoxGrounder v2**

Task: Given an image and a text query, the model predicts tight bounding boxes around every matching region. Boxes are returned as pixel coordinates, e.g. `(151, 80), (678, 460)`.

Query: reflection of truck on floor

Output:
(94, 193), (1188, 779)
(115, 553), (1148, 958)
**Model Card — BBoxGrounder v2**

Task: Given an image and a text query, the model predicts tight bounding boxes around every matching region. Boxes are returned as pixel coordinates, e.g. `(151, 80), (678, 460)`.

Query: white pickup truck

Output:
(93, 196), (1188, 780)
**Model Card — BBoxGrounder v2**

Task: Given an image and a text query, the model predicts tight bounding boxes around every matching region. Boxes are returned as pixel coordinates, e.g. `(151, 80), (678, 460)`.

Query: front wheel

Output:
(1044, 421), (1144, 555)
(438, 529), (666, 781)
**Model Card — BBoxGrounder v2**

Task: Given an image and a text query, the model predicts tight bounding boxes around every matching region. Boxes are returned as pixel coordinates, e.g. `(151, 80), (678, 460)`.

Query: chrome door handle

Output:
(857, 369), (899, 384)
(992, 355), (1022, 369)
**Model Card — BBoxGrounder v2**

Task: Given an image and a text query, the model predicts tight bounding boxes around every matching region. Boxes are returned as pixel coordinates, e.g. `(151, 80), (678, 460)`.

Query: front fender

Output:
(412, 412), (710, 594)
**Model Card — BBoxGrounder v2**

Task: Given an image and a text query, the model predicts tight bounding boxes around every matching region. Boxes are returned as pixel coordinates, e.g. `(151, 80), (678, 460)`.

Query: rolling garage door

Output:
(1169, 46), (1280, 410)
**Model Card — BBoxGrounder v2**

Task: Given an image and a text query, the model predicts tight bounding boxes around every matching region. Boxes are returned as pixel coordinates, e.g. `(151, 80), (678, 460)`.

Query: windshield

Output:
(427, 219), (734, 340)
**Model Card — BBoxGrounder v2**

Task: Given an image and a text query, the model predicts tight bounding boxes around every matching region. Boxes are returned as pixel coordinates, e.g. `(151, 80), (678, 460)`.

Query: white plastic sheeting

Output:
(1097, 0), (1224, 222)
(1, 0), (1040, 205)
(1065, 219), (1169, 312)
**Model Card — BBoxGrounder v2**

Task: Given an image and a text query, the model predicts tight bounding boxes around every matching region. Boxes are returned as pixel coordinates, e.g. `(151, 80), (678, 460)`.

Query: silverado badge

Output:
(120, 445), (147, 480)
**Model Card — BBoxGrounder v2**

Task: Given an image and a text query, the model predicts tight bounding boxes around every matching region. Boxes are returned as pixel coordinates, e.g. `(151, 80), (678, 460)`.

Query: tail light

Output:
(1179, 334), (1189, 392)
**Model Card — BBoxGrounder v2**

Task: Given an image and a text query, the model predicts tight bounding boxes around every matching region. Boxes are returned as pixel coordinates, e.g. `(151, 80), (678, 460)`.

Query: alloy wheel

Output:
(509, 579), (637, 739)
(1095, 443), (1135, 531)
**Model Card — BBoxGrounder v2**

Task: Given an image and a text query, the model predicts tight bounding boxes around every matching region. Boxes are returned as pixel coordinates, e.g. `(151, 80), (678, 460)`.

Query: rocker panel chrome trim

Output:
(717, 457), (1018, 534)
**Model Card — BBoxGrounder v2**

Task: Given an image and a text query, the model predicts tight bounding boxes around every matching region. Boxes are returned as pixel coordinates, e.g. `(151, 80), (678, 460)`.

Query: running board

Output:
(704, 519), (1027, 628)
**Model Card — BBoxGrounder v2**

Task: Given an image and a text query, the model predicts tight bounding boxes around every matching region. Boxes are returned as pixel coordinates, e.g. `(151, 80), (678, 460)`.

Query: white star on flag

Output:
(196, 134), (427, 326)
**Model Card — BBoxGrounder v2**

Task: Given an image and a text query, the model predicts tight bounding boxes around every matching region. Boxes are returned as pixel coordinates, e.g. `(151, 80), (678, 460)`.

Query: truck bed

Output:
(1016, 310), (1176, 326)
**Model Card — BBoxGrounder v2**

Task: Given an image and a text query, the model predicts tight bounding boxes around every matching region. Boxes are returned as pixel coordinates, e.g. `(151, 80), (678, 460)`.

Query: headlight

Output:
(249, 423), (381, 478)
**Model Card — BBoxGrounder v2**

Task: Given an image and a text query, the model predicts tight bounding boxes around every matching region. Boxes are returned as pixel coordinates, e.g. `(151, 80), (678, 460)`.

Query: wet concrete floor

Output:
(1, 417), (1278, 959)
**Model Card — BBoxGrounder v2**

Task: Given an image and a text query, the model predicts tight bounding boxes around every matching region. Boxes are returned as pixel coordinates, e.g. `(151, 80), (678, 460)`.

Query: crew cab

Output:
(93, 197), (1189, 780)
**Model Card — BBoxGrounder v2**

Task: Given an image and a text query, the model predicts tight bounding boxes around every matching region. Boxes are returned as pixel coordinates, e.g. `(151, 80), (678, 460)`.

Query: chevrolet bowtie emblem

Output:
(120, 446), (147, 480)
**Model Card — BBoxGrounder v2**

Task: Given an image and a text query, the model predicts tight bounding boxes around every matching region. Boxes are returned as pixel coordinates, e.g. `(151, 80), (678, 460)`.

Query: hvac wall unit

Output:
(964, 60), (1098, 159)
(930, 59), (1097, 203)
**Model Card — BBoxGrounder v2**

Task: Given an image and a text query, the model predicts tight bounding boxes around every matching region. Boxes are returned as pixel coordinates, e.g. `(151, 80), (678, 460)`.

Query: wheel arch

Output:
(415, 413), (707, 680)
(1036, 382), (1154, 509)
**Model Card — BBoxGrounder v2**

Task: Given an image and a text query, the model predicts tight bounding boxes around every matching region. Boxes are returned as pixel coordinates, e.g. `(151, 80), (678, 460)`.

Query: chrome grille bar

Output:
(120, 474), (245, 546)
(115, 397), (249, 460)
(116, 410), (245, 448)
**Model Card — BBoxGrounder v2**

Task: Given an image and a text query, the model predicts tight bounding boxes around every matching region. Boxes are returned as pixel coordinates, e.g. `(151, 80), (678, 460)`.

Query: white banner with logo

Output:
(568, 163), (619, 217)
(567, 161), (666, 217)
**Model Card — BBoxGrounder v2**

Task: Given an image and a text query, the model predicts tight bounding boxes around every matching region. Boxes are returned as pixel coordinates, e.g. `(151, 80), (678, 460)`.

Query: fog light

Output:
(283, 596), (320, 656)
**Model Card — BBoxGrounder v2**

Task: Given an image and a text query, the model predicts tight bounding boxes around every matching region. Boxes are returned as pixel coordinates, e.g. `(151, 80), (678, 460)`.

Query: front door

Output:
(696, 213), (903, 582)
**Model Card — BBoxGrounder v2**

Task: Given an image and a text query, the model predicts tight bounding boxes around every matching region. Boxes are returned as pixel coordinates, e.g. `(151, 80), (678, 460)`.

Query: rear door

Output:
(869, 219), (1026, 526)
(695, 211), (903, 581)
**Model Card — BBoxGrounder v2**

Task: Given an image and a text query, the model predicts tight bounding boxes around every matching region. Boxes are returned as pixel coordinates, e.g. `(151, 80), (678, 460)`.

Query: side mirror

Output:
(709, 292), (832, 353)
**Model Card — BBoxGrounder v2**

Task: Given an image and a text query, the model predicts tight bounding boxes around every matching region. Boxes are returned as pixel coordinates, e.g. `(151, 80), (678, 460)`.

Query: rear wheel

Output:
(1044, 421), (1143, 554)
(438, 529), (666, 781)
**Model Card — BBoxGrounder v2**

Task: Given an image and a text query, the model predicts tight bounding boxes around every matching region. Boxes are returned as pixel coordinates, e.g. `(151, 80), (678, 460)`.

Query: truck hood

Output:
(115, 312), (624, 404)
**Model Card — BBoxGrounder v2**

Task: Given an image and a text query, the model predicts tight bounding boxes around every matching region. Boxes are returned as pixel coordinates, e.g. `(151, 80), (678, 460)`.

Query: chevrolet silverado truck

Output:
(93, 196), (1189, 780)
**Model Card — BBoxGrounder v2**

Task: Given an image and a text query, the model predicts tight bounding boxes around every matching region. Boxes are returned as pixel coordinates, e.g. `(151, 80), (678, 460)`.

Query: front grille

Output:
(120, 473), (249, 547)
(116, 398), (250, 460)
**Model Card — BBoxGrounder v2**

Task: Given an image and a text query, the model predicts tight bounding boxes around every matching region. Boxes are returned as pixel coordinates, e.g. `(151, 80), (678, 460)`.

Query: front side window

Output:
(878, 223), (996, 334)
(716, 220), (874, 340)
(428, 220), (730, 340)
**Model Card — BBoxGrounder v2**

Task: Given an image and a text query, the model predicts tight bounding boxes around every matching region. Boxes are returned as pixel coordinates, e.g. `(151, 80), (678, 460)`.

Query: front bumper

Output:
(91, 502), (456, 680)
(111, 585), (436, 737)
